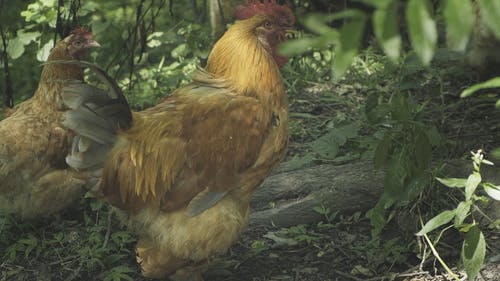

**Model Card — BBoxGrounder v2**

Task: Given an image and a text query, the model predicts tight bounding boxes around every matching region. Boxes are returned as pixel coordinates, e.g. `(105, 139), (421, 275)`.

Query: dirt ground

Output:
(201, 220), (500, 281)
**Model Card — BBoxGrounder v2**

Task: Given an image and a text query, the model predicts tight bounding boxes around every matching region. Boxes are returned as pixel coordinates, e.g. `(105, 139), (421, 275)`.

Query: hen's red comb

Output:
(71, 27), (93, 39)
(235, 0), (295, 24)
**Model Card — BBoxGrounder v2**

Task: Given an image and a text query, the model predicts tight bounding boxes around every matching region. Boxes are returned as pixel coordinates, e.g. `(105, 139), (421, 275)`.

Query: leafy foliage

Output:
(418, 150), (498, 280)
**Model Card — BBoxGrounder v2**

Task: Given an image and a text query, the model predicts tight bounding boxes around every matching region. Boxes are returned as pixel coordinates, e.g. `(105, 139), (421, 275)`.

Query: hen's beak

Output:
(86, 40), (101, 48)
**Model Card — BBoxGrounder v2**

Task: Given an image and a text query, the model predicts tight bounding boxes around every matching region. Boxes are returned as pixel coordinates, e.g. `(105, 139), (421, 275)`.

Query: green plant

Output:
(365, 87), (442, 237)
(416, 150), (500, 281)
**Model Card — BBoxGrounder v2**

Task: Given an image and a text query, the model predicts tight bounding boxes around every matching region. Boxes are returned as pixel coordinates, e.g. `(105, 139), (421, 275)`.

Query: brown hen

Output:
(0, 28), (100, 218)
(63, 1), (295, 279)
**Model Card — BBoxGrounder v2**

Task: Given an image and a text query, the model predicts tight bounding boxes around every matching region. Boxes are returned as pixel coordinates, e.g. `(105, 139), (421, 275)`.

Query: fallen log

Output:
(250, 160), (500, 228)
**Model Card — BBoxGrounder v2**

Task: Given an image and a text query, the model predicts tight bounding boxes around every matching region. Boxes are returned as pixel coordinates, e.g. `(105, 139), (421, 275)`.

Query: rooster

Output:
(0, 28), (100, 218)
(62, 1), (295, 279)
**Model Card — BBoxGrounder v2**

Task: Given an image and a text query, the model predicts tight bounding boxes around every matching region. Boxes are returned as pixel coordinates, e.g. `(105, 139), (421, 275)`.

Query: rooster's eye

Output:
(263, 21), (273, 29)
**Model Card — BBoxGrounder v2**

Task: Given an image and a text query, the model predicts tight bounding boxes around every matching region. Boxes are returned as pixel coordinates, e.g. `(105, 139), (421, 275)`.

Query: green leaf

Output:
(492, 148), (500, 159)
(282, 154), (314, 171)
(303, 14), (336, 35)
(17, 30), (41, 45)
(374, 133), (391, 169)
(416, 210), (455, 236)
(462, 225), (486, 281)
(443, 0), (474, 51)
(390, 92), (411, 121)
(373, 1), (401, 61)
(436, 177), (467, 188)
(355, 0), (394, 9)
(333, 13), (367, 79)
(460, 77), (500, 97)
(279, 37), (315, 56)
(406, 175), (428, 202)
(171, 43), (188, 58)
(384, 156), (407, 197)
(483, 183), (500, 200)
(465, 172), (481, 201)
(336, 123), (360, 140)
(406, 0), (437, 65)
(40, 0), (56, 6)
(6, 38), (25, 59)
(454, 201), (471, 227)
(425, 125), (442, 146)
(415, 132), (431, 169)
(36, 41), (54, 62)
(477, 0), (500, 39)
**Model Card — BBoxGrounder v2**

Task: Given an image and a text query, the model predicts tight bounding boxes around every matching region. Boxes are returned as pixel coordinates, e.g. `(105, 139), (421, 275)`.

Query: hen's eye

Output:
(73, 40), (83, 47)
(263, 21), (273, 29)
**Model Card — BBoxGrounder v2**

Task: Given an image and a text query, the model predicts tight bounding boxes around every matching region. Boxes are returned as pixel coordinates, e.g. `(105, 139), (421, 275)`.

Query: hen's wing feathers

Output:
(101, 85), (268, 214)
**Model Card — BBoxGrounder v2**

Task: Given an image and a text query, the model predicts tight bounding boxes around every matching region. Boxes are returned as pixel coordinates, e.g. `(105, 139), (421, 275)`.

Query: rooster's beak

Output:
(86, 40), (101, 48)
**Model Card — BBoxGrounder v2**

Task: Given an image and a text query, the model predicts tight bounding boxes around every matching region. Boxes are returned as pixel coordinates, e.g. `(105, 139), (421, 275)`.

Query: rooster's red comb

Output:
(71, 27), (93, 40)
(235, 0), (295, 24)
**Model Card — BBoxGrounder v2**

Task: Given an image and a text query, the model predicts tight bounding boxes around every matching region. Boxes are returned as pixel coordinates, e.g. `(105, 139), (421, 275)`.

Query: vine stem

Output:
(422, 232), (460, 281)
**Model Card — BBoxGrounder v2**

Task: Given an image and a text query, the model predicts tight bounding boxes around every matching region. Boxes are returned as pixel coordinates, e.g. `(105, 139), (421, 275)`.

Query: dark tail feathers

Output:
(61, 60), (132, 171)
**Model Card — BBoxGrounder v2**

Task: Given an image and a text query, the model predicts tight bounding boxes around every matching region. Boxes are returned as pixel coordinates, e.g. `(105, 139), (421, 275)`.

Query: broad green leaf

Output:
(406, 175), (428, 202)
(425, 125), (442, 146)
(16, 30), (40, 45)
(416, 210), (455, 236)
(406, 0), (437, 65)
(374, 133), (391, 169)
(454, 201), (471, 227)
(40, 0), (56, 6)
(483, 183), (500, 200)
(309, 124), (359, 159)
(477, 0), (500, 39)
(462, 225), (486, 281)
(465, 172), (481, 201)
(443, 0), (474, 51)
(303, 14), (336, 35)
(279, 34), (336, 57)
(354, 0), (394, 9)
(6, 38), (25, 59)
(436, 177), (467, 188)
(373, 1), (401, 61)
(37, 41), (54, 62)
(171, 43), (188, 58)
(491, 148), (500, 159)
(384, 156), (408, 197)
(333, 14), (367, 79)
(282, 154), (314, 171)
(390, 92), (410, 121)
(461, 77), (500, 97)
(415, 132), (431, 169)
(279, 37), (316, 56)
(335, 123), (360, 140)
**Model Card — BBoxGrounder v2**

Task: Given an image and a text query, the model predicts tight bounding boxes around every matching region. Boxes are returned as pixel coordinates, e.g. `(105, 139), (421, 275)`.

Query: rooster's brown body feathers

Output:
(63, 4), (294, 279)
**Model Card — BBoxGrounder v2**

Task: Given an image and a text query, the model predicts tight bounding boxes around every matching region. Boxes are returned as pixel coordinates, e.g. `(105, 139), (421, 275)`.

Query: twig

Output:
(0, 12), (13, 108)
(419, 236), (427, 271)
(48, 254), (80, 266)
(333, 270), (385, 281)
(422, 232), (460, 281)
(396, 271), (429, 278)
